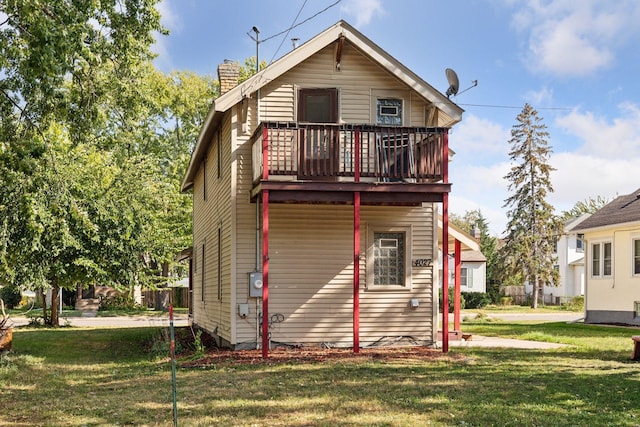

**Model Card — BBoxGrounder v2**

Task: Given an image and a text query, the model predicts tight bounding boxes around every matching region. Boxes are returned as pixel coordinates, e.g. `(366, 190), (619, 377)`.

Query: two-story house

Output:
(525, 214), (589, 304)
(181, 21), (468, 356)
(572, 189), (640, 326)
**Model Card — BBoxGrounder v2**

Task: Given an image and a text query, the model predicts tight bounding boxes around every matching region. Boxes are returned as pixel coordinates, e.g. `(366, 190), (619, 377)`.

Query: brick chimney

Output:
(218, 60), (240, 95)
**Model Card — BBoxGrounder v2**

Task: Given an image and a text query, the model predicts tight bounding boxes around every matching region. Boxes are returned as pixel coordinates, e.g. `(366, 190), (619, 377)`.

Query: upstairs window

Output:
(376, 98), (403, 126)
(576, 233), (584, 252)
(298, 88), (338, 123)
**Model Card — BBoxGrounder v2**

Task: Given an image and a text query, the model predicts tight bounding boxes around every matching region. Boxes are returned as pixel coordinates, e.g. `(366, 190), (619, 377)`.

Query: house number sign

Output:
(412, 258), (432, 267)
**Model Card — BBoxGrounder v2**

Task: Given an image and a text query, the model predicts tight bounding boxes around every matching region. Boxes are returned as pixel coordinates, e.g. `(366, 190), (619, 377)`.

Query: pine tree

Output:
(501, 103), (561, 308)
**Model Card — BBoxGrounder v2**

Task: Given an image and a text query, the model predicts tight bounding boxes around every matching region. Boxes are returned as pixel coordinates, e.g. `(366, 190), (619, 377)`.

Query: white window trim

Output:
(590, 239), (613, 279)
(632, 236), (640, 276)
(366, 224), (412, 291)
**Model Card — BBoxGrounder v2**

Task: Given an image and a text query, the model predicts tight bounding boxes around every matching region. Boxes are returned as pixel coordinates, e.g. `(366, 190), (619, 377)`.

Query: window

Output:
(201, 243), (206, 302)
(591, 241), (612, 278)
(217, 130), (222, 179)
(202, 158), (207, 201)
(634, 239), (640, 275)
(298, 88), (338, 123)
(373, 233), (405, 287)
(635, 301), (640, 318)
(217, 227), (222, 301)
(552, 237), (558, 254)
(604, 242), (612, 276)
(576, 234), (584, 252)
(376, 98), (403, 125)
(461, 267), (472, 288)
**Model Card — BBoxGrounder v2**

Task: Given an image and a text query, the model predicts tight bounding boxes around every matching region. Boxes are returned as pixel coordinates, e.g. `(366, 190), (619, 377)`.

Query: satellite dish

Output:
(445, 68), (459, 98)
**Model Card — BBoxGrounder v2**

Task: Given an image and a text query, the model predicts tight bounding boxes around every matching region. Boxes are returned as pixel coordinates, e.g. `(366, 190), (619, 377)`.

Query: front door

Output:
(298, 88), (338, 180)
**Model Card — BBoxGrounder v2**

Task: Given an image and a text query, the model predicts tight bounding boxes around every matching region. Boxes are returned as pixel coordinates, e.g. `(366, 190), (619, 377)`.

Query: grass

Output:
(1, 321), (639, 426)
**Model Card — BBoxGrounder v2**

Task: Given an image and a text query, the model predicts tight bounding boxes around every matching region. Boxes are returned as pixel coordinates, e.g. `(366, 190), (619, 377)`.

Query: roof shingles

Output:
(573, 188), (640, 231)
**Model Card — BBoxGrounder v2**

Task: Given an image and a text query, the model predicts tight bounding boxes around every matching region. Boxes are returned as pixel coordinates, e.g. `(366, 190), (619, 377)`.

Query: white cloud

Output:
(550, 151), (640, 213)
(152, 0), (182, 71)
(340, 0), (384, 27)
(156, 0), (182, 33)
(555, 103), (640, 158)
(511, 0), (640, 76)
(451, 114), (511, 158)
(524, 86), (554, 107)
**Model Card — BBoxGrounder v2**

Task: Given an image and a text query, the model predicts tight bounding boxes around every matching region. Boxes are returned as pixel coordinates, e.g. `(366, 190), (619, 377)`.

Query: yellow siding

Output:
(230, 204), (436, 347)
(584, 228), (640, 312)
(260, 42), (431, 126)
(193, 36), (442, 348)
(191, 111), (234, 344)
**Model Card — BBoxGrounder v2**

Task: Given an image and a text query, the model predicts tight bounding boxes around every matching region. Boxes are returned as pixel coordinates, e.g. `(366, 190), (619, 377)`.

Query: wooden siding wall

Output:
(192, 112), (234, 344)
(191, 37), (443, 347)
(260, 41), (432, 126)
(250, 204), (435, 346)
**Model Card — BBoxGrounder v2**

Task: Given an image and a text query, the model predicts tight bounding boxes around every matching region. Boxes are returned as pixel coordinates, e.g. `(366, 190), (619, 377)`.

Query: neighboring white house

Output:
(459, 250), (486, 293)
(572, 189), (640, 326)
(525, 214), (589, 304)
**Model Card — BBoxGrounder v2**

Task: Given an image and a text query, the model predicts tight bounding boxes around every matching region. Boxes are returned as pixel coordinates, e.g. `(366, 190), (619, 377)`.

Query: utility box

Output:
(237, 303), (249, 318)
(248, 272), (263, 298)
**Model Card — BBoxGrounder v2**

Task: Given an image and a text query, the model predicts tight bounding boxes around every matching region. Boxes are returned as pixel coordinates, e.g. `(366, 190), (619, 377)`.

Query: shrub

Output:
(500, 296), (513, 306)
(98, 294), (142, 311)
(0, 285), (22, 309)
(439, 288), (465, 313)
(462, 292), (491, 309)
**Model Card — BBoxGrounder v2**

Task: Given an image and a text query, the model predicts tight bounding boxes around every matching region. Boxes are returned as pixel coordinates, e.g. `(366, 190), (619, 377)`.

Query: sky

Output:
(154, 0), (640, 236)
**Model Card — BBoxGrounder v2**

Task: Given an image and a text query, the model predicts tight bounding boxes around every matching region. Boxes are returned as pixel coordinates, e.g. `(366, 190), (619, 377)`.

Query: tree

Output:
(0, 0), (165, 325)
(561, 196), (610, 220)
(450, 209), (501, 302)
(500, 103), (561, 309)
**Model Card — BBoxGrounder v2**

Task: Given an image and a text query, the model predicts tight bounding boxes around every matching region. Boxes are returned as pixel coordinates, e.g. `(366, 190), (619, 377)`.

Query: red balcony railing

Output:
(252, 122), (448, 184)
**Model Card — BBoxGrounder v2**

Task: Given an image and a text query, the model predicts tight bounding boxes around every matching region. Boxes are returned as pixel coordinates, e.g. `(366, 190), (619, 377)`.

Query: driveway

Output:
(7, 313), (190, 328)
(454, 310), (584, 323)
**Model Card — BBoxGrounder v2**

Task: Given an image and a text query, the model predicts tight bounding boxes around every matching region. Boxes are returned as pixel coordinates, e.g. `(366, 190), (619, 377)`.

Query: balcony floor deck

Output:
(250, 180), (450, 205)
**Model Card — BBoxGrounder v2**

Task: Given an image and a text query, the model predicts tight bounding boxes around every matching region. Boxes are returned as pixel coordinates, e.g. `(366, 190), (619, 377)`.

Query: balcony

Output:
(250, 122), (451, 205)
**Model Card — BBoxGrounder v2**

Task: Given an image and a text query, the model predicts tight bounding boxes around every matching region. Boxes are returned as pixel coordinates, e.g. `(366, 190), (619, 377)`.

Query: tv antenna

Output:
(248, 26), (260, 72)
(445, 68), (478, 99)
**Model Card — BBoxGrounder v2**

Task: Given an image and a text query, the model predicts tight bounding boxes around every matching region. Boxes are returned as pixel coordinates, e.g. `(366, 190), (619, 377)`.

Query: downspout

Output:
(255, 197), (260, 349)
(442, 130), (450, 353)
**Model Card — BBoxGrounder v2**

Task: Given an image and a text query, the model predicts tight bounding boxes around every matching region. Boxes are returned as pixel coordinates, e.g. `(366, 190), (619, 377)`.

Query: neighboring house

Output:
(459, 251), (487, 293)
(180, 20), (468, 353)
(572, 189), (640, 326)
(524, 214), (589, 304)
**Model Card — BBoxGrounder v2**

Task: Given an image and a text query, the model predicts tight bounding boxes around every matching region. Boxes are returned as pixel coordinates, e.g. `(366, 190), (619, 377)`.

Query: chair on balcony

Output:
(377, 132), (416, 182)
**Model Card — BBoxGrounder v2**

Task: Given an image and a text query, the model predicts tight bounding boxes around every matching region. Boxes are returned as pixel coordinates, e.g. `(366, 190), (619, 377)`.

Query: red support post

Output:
(262, 125), (269, 181)
(454, 239), (462, 332)
(261, 190), (269, 358)
(354, 128), (360, 183)
(353, 191), (360, 353)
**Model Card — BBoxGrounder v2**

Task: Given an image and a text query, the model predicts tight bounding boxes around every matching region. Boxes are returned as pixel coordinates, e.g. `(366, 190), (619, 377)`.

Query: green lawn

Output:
(1, 321), (639, 426)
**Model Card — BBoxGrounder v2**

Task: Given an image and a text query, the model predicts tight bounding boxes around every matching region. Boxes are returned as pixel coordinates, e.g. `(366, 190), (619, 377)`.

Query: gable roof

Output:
(438, 216), (480, 252)
(181, 20), (464, 191)
(461, 250), (486, 262)
(564, 213), (591, 232)
(572, 188), (640, 231)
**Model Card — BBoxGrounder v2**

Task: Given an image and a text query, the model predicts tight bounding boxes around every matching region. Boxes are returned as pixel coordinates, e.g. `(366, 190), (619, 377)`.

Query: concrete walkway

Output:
(8, 314), (190, 328)
(440, 335), (568, 349)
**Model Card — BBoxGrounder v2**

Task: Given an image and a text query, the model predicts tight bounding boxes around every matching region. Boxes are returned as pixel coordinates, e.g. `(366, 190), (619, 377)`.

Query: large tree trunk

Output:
(41, 291), (48, 325)
(50, 283), (59, 326)
(531, 274), (539, 309)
